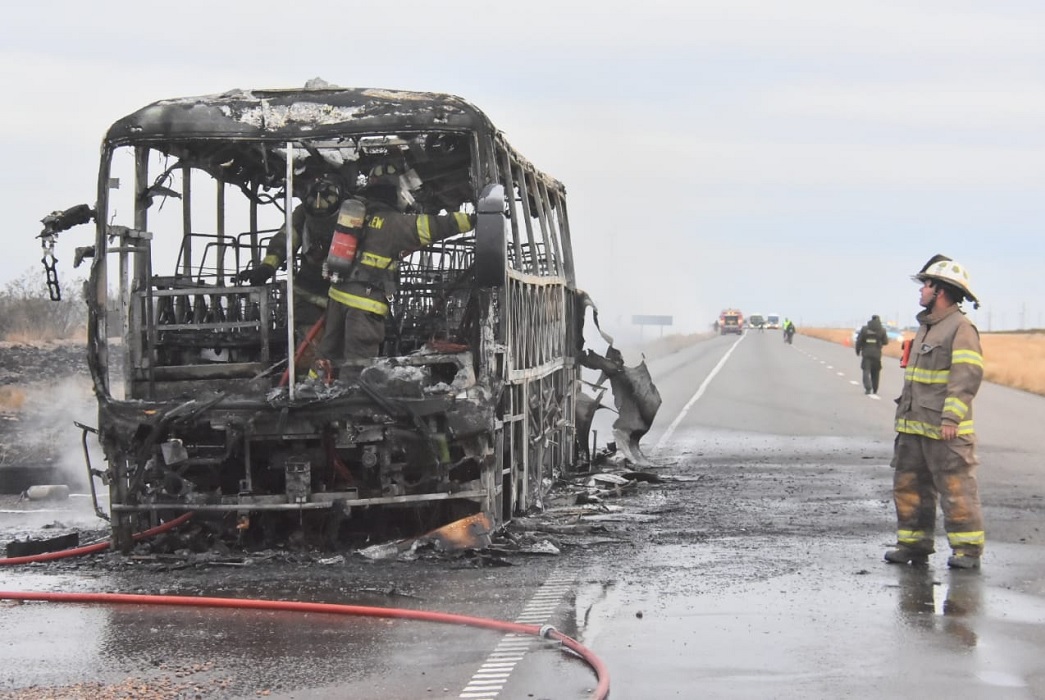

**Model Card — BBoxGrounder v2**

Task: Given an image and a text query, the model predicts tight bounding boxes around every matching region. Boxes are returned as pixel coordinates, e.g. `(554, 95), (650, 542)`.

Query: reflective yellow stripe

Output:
(327, 287), (389, 315)
(293, 285), (328, 309)
(417, 216), (432, 246)
(261, 254), (281, 268)
(452, 211), (471, 230)
(947, 531), (985, 546)
(943, 396), (969, 419)
(895, 419), (974, 438)
(905, 367), (949, 384)
(897, 529), (929, 544)
(951, 349), (984, 367)
(359, 251), (396, 269)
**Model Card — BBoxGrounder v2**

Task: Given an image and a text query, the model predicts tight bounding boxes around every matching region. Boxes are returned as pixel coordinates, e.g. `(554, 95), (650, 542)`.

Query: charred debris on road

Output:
(2, 453), (670, 571)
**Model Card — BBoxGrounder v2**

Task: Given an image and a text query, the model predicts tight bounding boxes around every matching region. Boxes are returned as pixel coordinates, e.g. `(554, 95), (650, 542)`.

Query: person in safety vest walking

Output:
(885, 254), (986, 570)
(313, 161), (475, 380)
(855, 315), (888, 395)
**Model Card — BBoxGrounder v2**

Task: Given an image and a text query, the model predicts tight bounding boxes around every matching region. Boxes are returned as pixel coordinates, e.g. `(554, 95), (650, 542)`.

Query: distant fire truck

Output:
(718, 309), (744, 335)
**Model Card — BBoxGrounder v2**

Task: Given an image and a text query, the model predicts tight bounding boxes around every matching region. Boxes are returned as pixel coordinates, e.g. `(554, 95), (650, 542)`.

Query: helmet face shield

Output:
(918, 254), (952, 274)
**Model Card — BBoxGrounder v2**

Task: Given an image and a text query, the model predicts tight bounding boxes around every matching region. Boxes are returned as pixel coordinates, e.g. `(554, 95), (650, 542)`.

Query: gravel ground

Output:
(0, 341), (90, 388)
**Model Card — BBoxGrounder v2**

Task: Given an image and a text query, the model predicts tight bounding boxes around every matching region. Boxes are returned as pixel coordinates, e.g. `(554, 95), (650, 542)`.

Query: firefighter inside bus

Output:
(311, 160), (476, 382)
(236, 172), (348, 374)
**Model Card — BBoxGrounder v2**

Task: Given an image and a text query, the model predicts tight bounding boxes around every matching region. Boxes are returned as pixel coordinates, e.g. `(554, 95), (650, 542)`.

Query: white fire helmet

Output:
(912, 258), (979, 305)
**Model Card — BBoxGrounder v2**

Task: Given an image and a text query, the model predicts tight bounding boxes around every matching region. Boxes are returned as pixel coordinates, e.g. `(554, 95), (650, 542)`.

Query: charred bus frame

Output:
(49, 84), (602, 551)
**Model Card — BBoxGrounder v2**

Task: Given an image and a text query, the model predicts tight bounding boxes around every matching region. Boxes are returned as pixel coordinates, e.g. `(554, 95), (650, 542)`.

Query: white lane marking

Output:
(459, 569), (576, 698)
(654, 333), (746, 454)
(801, 350), (888, 394)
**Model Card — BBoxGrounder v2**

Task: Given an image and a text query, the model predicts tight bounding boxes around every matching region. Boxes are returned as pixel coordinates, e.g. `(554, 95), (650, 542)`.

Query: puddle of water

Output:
(649, 427), (894, 462)
(576, 541), (1045, 698)
(977, 670), (1029, 688)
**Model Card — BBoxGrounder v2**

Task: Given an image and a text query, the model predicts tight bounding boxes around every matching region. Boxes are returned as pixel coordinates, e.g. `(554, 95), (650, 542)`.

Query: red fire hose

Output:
(280, 316), (325, 386)
(0, 511), (610, 698)
(0, 589), (610, 699)
(0, 512), (194, 565)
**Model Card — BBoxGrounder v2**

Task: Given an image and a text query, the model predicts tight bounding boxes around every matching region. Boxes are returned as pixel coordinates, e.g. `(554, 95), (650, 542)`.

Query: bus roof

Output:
(104, 83), (496, 146)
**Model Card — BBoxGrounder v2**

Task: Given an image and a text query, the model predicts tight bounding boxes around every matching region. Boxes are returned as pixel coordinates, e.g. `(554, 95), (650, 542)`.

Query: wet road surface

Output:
(2, 331), (1044, 698)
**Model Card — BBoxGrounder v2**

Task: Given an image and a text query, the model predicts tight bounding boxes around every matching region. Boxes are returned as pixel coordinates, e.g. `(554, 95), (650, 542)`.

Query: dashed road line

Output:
(459, 569), (576, 698)
(798, 347), (888, 399)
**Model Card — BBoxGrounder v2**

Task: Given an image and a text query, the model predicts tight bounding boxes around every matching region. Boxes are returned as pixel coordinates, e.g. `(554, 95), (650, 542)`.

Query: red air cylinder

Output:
(325, 198), (367, 280)
(900, 338), (913, 368)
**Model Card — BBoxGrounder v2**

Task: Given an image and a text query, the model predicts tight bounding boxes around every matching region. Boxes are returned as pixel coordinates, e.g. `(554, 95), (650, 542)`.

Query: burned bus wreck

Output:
(39, 82), (660, 551)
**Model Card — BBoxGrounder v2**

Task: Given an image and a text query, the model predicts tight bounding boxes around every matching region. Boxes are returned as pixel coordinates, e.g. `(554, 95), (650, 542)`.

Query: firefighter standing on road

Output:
(314, 162), (475, 377)
(885, 255), (985, 570)
(855, 315), (888, 395)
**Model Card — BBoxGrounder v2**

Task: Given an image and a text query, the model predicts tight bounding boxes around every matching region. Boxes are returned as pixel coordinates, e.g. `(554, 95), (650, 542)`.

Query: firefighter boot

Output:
(947, 552), (981, 570)
(884, 546), (930, 566)
(309, 358), (335, 386)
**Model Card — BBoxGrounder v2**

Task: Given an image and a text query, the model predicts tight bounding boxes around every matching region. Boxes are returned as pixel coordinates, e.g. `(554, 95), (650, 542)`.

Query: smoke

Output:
(17, 374), (106, 527)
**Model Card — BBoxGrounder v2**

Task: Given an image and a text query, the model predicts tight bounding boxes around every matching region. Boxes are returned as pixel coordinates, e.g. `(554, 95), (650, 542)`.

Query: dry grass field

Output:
(800, 328), (1045, 398)
(0, 386), (27, 411)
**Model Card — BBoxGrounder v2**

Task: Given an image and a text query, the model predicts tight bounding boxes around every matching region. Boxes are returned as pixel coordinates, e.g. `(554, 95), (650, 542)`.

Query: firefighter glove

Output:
(237, 263), (275, 285)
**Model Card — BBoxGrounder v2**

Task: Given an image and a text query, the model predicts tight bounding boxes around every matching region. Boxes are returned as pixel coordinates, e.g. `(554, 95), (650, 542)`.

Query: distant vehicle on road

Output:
(719, 308), (744, 335)
(766, 313), (781, 329)
(852, 322), (907, 346)
(748, 314), (765, 329)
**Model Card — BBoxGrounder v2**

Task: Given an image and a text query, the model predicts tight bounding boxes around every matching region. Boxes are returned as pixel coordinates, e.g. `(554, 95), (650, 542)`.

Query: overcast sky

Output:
(2, 0), (1043, 338)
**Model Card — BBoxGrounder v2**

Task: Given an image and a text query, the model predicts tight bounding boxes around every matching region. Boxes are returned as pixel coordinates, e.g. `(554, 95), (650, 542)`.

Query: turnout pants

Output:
(318, 303), (386, 369)
(890, 432), (985, 557)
